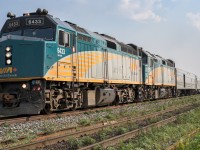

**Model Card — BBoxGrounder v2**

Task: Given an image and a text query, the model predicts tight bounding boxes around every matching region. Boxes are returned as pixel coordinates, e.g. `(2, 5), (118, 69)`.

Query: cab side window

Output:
(59, 30), (70, 47)
(150, 59), (153, 67)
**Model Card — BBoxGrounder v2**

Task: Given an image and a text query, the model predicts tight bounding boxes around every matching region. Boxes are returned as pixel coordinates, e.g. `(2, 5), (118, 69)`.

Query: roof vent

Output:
(100, 34), (116, 40)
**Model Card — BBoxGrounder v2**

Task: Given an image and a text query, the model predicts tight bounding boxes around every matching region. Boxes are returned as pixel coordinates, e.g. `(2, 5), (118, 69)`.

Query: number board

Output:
(26, 18), (44, 26)
(7, 20), (20, 29)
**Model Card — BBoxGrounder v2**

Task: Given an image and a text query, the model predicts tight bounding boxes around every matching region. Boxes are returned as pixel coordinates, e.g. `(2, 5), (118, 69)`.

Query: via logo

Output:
(0, 67), (17, 74)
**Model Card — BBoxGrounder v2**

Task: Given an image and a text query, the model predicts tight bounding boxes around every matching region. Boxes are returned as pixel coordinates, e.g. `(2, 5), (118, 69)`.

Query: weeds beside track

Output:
(4, 100), (200, 150)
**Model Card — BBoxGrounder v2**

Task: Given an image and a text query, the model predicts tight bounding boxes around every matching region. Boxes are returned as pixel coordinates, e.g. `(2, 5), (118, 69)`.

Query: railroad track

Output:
(0, 103), (131, 125)
(79, 104), (200, 150)
(80, 115), (177, 150)
(0, 96), (175, 125)
(4, 101), (200, 150)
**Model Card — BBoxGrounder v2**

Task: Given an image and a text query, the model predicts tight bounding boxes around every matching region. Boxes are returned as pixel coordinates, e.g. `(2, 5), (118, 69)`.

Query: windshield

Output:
(24, 28), (53, 41)
(2, 30), (22, 36)
(1, 28), (54, 41)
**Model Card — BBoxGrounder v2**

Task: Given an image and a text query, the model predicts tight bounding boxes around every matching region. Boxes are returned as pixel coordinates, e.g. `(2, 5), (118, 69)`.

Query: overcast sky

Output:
(0, 0), (200, 75)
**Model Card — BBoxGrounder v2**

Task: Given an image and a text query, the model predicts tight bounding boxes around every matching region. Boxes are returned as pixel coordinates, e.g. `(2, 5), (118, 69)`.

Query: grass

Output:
(86, 95), (200, 127)
(78, 118), (91, 126)
(67, 137), (82, 149)
(111, 107), (200, 150)
(0, 134), (38, 149)
(105, 114), (116, 120)
(81, 136), (96, 146)
(65, 105), (190, 149)
(176, 131), (200, 150)
(65, 96), (200, 150)
(66, 136), (96, 149)
(1, 95), (200, 148)
(41, 122), (56, 134)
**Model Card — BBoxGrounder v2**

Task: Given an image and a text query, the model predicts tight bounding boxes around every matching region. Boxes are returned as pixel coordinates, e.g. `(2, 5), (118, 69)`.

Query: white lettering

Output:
(57, 47), (66, 57)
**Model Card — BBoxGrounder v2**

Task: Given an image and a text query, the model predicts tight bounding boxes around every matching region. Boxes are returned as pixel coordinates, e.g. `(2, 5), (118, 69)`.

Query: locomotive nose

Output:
(0, 38), (45, 79)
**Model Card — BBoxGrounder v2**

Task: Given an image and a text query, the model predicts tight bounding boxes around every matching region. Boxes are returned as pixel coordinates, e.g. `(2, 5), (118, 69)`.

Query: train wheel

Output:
(70, 102), (77, 111)
(136, 87), (144, 102)
(114, 95), (120, 106)
(41, 103), (51, 114)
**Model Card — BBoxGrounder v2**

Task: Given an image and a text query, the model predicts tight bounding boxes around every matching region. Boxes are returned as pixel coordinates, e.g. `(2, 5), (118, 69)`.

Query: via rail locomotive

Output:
(0, 9), (199, 116)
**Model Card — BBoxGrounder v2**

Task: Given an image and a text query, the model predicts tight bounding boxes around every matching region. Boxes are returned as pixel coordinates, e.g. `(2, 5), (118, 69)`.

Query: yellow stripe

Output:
(154, 83), (176, 86)
(108, 80), (142, 84)
(154, 83), (163, 86)
(163, 84), (176, 86)
(0, 77), (42, 82)
(44, 77), (104, 83)
(146, 83), (154, 86)
(44, 77), (143, 84)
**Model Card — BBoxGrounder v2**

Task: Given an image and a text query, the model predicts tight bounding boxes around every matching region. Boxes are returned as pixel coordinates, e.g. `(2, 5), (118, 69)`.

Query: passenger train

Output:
(0, 9), (199, 116)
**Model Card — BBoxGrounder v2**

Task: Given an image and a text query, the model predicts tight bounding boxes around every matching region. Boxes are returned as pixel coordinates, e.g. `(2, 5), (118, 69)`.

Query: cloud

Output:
(74, 0), (89, 4)
(119, 0), (163, 22)
(187, 12), (200, 31)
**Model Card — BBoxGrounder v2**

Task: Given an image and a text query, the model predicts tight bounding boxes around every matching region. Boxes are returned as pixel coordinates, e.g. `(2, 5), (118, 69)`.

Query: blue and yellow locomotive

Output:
(0, 9), (199, 116)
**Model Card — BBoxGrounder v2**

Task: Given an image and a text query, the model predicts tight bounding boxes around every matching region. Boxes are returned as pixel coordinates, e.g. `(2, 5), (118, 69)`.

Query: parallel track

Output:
(80, 104), (200, 150)
(80, 115), (178, 150)
(0, 97), (174, 125)
(0, 103), (131, 125)
(4, 101), (200, 150)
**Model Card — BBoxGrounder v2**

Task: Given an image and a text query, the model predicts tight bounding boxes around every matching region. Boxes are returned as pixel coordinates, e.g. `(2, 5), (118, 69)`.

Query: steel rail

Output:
(79, 110), (195, 150)
(0, 103), (133, 125)
(4, 102), (199, 150)
(0, 97), (171, 125)
(0, 95), (191, 125)
(1, 102), (193, 144)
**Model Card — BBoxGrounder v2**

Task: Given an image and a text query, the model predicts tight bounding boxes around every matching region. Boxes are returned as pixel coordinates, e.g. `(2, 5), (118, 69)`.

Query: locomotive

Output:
(0, 9), (199, 116)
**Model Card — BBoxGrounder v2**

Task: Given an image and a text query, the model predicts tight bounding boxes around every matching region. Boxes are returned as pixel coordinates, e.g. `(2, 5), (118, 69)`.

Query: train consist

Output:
(0, 9), (199, 116)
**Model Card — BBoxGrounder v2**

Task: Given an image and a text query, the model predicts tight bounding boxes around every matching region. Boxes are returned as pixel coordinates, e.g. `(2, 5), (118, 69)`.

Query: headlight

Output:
(6, 59), (12, 65)
(22, 84), (27, 89)
(6, 52), (12, 58)
(6, 46), (11, 51)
